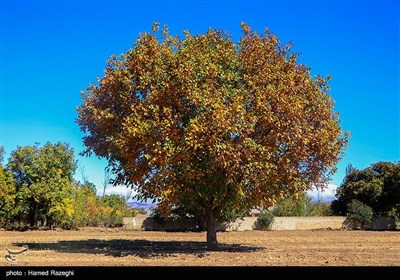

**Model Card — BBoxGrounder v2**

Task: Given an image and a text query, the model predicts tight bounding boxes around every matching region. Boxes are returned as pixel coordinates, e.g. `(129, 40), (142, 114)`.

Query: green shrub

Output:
(387, 206), (400, 219)
(347, 199), (374, 225)
(255, 211), (275, 230)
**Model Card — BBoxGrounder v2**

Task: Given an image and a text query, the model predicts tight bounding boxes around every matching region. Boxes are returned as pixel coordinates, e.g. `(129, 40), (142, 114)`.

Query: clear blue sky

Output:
(1, 0), (399, 199)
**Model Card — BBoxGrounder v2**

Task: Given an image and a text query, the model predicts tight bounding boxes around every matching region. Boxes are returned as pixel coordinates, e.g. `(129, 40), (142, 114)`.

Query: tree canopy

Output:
(6, 142), (77, 227)
(0, 143), (134, 229)
(77, 22), (349, 249)
(332, 161), (400, 217)
(0, 149), (16, 226)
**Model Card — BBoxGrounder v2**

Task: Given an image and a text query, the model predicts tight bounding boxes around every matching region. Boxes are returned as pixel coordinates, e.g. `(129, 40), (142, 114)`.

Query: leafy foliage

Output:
(309, 201), (334, 216)
(102, 194), (129, 227)
(77, 22), (348, 248)
(255, 211), (275, 230)
(45, 181), (132, 229)
(272, 193), (309, 216)
(271, 192), (333, 216)
(0, 163), (16, 226)
(347, 199), (374, 226)
(332, 162), (400, 217)
(0, 144), (133, 229)
(6, 142), (77, 227)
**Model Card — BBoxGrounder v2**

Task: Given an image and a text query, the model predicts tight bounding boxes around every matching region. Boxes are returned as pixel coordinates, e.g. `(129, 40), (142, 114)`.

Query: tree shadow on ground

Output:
(15, 239), (262, 258)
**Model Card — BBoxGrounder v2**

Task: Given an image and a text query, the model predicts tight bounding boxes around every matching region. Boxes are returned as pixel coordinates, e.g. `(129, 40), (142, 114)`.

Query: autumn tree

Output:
(77, 23), (348, 249)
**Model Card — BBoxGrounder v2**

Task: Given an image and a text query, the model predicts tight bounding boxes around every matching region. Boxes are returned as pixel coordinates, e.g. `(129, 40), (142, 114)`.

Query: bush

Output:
(255, 211), (275, 230)
(347, 199), (374, 226)
(387, 206), (400, 219)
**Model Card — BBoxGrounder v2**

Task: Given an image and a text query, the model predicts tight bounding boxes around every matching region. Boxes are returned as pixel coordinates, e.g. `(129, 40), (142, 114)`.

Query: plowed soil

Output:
(1, 227), (399, 266)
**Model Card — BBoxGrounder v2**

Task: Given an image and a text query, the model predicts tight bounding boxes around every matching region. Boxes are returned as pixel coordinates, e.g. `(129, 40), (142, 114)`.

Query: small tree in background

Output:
(102, 194), (129, 227)
(102, 168), (111, 197)
(309, 200), (334, 216)
(271, 192), (333, 216)
(332, 161), (400, 217)
(1, 144), (133, 230)
(6, 142), (77, 227)
(0, 147), (17, 227)
(272, 193), (310, 216)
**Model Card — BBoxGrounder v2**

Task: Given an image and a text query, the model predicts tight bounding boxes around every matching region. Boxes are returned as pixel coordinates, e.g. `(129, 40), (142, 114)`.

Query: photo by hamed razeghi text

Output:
(5, 269), (75, 277)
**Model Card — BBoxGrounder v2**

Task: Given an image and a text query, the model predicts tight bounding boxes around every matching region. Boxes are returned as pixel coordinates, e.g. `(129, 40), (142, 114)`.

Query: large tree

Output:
(77, 23), (348, 249)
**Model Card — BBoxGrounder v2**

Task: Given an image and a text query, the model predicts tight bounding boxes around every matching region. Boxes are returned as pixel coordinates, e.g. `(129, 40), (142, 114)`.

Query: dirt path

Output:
(1, 227), (399, 266)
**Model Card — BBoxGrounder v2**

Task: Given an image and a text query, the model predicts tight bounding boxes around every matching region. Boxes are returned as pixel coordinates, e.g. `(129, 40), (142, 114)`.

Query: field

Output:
(1, 227), (400, 266)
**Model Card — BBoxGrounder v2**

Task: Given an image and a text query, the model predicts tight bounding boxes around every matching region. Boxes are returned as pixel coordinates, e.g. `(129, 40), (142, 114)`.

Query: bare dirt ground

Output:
(0, 227), (399, 266)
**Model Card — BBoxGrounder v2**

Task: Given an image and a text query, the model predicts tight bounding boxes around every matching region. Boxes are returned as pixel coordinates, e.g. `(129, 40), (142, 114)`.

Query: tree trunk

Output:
(206, 210), (218, 250)
(33, 202), (39, 227)
(29, 211), (35, 227)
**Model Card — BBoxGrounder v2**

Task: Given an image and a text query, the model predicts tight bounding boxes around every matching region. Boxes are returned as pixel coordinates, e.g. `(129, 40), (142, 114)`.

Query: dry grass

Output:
(1, 227), (399, 266)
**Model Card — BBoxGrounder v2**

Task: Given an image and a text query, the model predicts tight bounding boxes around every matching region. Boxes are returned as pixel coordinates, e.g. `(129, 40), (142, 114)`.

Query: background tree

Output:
(102, 168), (111, 197)
(63, 180), (133, 229)
(332, 161), (400, 217)
(0, 146), (4, 163)
(101, 194), (129, 227)
(0, 164), (16, 226)
(77, 22), (348, 249)
(6, 142), (77, 227)
(1, 144), (133, 229)
(0, 147), (17, 226)
(271, 192), (333, 216)
(70, 180), (100, 227)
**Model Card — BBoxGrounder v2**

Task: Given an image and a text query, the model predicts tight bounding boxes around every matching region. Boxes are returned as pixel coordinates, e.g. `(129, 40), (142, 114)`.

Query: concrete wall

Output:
(217, 216), (347, 231)
(123, 214), (152, 231)
(123, 215), (397, 231)
(123, 215), (347, 231)
(217, 217), (259, 231)
(269, 216), (346, 230)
